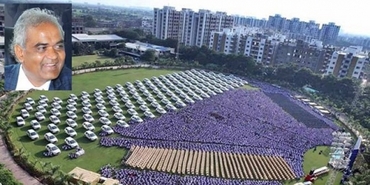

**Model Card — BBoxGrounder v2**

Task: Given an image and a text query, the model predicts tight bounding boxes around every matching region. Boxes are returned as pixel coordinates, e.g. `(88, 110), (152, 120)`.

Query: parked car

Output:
(21, 109), (29, 118)
(84, 131), (98, 141)
(82, 122), (95, 131)
(45, 143), (61, 156)
(64, 127), (77, 137)
(30, 120), (41, 130)
(44, 132), (58, 143)
(47, 124), (60, 134)
(101, 125), (114, 135)
(65, 137), (79, 148)
(26, 129), (39, 140)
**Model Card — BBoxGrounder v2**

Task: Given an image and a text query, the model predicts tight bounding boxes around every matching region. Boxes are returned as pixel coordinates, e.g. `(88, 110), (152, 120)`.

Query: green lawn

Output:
(72, 55), (115, 67)
(241, 84), (259, 90)
(284, 146), (343, 185)
(9, 68), (179, 173)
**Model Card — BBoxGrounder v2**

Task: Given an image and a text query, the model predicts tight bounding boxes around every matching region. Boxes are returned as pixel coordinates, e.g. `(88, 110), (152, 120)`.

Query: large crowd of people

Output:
(99, 86), (337, 184)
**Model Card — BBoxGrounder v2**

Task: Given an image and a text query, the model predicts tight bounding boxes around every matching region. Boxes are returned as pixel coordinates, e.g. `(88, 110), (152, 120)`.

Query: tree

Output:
(141, 49), (156, 62)
(83, 15), (96, 27)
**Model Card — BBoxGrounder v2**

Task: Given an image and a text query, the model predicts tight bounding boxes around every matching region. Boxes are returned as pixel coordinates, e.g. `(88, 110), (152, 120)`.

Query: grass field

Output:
(9, 68), (179, 173)
(72, 55), (115, 67)
(285, 146), (343, 185)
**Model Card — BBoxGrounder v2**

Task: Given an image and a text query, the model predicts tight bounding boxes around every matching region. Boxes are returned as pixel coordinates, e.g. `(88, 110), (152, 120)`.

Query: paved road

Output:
(0, 134), (43, 185)
(0, 92), (43, 185)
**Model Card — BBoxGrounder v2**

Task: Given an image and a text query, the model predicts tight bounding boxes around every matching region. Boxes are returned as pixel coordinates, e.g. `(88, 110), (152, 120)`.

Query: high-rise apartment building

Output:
(273, 39), (332, 73)
(153, 6), (233, 47)
(153, 6), (181, 40)
(325, 46), (368, 79)
(209, 27), (281, 65)
(319, 22), (340, 45)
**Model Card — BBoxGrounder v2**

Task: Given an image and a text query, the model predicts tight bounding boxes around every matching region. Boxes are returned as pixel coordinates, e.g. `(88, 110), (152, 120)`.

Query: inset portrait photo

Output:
(4, 3), (72, 91)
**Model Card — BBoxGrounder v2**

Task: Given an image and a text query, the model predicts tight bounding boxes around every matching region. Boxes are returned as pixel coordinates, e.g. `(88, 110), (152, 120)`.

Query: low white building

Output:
(125, 41), (175, 56)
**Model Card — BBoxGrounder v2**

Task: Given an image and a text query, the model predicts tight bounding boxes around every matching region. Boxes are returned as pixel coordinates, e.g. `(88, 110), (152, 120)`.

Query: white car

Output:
(51, 102), (62, 110)
(66, 111), (78, 119)
(94, 88), (102, 94)
(151, 102), (160, 108)
(94, 93), (103, 99)
(99, 117), (112, 125)
(144, 111), (156, 118)
(98, 110), (109, 117)
(109, 100), (119, 106)
(35, 112), (45, 121)
(83, 114), (95, 122)
(47, 124), (60, 134)
(95, 97), (105, 104)
(21, 109), (29, 118)
(193, 95), (203, 101)
(44, 132), (58, 143)
(24, 103), (33, 111)
(80, 95), (90, 102)
(131, 115), (143, 123)
(83, 122), (95, 131)
(36, 106), (47, 114)
(66, 118), (78, 128)
(67, 99), (77, 106)
(82, 107), (92, 114)
(121, 96), (130, 103)
(49, 115), (60, 124)
(84, 131), (98, 141)
(117, 120), (129, 127)
(156, 107), (167, 114)
(125, 102), (135, 109)
(65, 137), (79, 148)
(39, 95), (49, 102)
(81, 101), (92, 108)
(114, 113), (125, 120)
(176, 101), (187, 108)
(81, 91), (90, 97)
(146, 96), (156, 102)
(53, 97), (63, 104)
(137, 99), (147, 105)
(64, 127), (77, 137)
(46, 143), (61, 156)
(69, 94), (78, 101)
(107, 94), (117, 100)
(26, 97), (35, 105)
(184, 97), (195, 104)
(50, 108), (61, 117)
(26, 129), (39, 140)
(66, 104), (77, 112)
(166, 104), (177, 111)
(161, 98), (171, 105)
(96, 103), (106, 110)
(30, 120), (41, 130)
(127, 108), (138, 116)
(139, 105), (150, 112)
(101, 125), (114, 134)
(200, 92), (211, 98)
(112, 106), (123, 113)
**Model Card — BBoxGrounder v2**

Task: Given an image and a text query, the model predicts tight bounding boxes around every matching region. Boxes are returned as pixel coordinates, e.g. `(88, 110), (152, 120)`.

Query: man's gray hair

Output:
(10, 8), (64, 60)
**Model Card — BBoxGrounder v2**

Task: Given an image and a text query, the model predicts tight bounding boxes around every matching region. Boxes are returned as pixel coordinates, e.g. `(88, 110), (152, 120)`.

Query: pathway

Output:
(0, 92), (43, 185)
(0, 134), (43, 185)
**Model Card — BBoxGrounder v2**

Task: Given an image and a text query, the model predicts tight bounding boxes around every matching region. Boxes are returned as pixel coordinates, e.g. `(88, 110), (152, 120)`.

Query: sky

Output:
(73, 0), (370, 37)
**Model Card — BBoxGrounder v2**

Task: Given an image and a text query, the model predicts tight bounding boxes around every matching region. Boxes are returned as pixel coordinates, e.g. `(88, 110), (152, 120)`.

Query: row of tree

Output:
(0, 163), (21, 185)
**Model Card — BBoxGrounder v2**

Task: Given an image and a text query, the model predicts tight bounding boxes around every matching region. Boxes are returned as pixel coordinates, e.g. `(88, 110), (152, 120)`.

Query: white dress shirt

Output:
(15, 64), (50, 91)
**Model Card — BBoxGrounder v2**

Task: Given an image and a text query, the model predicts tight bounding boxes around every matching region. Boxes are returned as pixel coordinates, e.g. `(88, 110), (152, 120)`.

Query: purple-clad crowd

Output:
(99, 88), (337, 184)
(100, 164), (284, 185)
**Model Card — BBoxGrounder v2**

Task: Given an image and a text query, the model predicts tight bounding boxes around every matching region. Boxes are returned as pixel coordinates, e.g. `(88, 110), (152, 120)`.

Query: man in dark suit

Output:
(4, 7), (71, 91)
